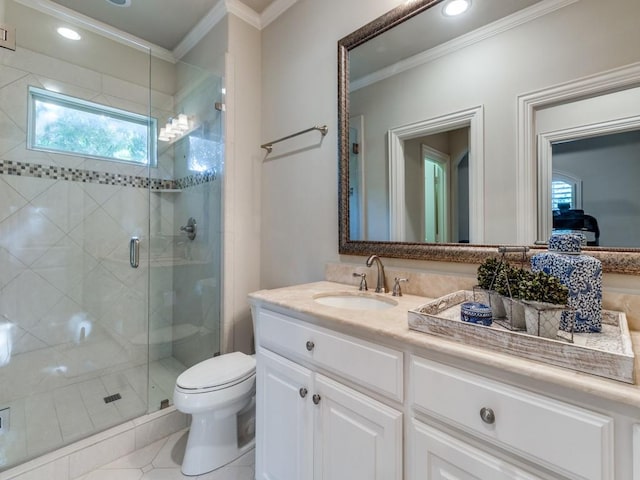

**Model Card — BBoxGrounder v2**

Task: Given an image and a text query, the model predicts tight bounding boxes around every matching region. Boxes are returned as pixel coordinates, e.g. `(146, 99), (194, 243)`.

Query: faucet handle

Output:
(392, 277), (408, 297)
(352, 272), (368, 291)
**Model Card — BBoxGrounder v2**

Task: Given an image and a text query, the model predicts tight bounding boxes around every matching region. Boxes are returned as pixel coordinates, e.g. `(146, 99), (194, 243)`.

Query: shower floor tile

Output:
(1, 356), (187, 472)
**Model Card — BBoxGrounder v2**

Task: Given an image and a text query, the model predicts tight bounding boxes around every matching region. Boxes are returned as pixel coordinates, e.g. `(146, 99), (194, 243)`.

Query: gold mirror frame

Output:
(337, 0), (640, 274)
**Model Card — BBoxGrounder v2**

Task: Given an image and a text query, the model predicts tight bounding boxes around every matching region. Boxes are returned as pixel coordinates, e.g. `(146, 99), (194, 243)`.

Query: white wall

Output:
(260, 0), (640, 289)
(226, 16), (262, 353)
(261, 0), (400, 288)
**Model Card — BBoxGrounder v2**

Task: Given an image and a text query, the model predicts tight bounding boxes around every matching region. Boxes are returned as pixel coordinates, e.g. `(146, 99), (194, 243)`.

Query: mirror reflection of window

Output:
(551, 172), (582, 211)
(551, 130), (640, 247)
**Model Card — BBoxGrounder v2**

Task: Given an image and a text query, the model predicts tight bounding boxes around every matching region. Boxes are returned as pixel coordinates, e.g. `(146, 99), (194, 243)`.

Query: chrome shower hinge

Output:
(0, 24), (16, 51)
(0, 407), (10, 433)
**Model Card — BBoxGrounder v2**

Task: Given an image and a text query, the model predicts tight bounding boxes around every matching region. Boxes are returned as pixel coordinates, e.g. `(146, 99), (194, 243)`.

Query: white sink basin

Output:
(313, 292), (398, 310)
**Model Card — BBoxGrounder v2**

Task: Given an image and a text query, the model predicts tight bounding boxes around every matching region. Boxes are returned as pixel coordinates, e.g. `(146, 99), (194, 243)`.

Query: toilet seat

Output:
(176, 352), (256, 394)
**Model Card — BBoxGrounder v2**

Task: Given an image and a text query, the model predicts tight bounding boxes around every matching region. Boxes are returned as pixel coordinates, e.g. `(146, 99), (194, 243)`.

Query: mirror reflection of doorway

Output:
(386, 107), (483, 243)
(457, 153), (470, 243)
(422, 145), (449, 242)
(349, 116), (365, 240)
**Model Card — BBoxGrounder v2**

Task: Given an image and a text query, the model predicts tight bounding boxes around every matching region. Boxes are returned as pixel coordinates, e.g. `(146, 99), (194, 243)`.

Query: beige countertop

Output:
(249, 280), (640, 409)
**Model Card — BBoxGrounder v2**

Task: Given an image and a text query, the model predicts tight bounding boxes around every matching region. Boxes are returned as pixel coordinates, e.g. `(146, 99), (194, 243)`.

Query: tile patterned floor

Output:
(1, 357), (186, 470)
(77, 429), (255, 480)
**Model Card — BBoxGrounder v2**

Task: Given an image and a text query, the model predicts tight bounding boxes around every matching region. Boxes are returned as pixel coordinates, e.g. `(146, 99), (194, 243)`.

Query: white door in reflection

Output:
(349, 116), (365, 240)
(423, 146), (449, 243)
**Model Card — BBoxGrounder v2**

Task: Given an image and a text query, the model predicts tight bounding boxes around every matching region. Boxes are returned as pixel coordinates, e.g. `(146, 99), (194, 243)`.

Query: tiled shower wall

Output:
(0, 43), (177, 466)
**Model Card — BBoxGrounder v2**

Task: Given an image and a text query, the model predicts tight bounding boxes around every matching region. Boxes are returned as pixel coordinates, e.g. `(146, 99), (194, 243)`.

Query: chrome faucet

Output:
(366, 254), (387, 293)
(352, 272), (368, 291)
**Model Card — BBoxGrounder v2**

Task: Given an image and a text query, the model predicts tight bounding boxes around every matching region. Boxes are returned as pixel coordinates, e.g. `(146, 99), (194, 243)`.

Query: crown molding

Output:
(351, 0), (579, 92)
(16, 0), (298, 63)
(13, 0), (176, 63)
(172, 0), (228, 60)
(174, 0), (298, 59)
(261, 0), (298, 28)
(225, 0), (261, 29)
(173, 0), (261, 60)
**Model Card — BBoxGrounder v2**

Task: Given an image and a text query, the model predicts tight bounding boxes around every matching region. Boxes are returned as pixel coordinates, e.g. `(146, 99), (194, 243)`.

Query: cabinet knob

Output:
(480, 407), (496, 424)
(312, 394), (321, 405)
(299, 387), (308, 398)
(306, 341), (315, 351)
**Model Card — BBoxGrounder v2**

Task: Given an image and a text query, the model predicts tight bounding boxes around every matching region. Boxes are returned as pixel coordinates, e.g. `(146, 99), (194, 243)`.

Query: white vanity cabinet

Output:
(409, 419), (541, 480)
(254, 307), (404, 480)
(257, 348), (313, 479)
(409, 356), (615, 480)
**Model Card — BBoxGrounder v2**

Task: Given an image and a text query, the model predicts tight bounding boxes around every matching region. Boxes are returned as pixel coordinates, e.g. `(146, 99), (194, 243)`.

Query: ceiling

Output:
(48, 0), (278, 50)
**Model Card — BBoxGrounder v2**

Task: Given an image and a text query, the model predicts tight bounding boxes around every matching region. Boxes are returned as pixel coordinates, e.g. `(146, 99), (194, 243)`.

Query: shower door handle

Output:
(129, 237), (140, 268)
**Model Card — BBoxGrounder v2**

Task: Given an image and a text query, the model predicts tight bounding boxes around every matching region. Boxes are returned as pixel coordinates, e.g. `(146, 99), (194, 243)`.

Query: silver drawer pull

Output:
(312, 394), (321, 405)
(299, 387), (308, 398)
(480, 407), (495, 424)
(306, 341), (315, 351)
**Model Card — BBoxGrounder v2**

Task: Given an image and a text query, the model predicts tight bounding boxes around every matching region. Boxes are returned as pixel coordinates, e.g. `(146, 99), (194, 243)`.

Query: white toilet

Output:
(173, 351), (256, 476)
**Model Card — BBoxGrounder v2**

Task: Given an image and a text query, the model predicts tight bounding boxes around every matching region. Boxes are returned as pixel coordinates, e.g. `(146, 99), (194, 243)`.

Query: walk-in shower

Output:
(0, 0), (224, 470)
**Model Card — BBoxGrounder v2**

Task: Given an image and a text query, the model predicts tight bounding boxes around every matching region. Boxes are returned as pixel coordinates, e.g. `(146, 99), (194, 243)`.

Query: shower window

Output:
(27, 86), (157, 166)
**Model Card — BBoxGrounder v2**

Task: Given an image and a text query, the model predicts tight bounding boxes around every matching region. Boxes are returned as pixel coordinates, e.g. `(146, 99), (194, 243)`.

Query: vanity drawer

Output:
(410, 356), (614, 480)
(256, 308), (403, 402)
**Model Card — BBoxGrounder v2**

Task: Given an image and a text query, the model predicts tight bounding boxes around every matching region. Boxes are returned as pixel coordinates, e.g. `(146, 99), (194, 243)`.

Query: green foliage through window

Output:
(28, 86), (156, 166)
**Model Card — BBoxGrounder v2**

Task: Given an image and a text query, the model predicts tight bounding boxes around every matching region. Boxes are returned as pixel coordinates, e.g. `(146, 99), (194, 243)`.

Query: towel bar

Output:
(261, 125), (328, 153)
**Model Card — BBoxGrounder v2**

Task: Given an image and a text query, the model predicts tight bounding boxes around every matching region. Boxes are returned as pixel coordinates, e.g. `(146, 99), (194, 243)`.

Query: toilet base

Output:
(181, 399), (255, 476)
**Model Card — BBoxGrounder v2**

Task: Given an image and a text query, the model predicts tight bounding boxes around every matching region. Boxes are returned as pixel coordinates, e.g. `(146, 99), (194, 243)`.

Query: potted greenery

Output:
(476, 257), (507, 318)
(516, 270), (569, 338)
(493, 263), (527, 330)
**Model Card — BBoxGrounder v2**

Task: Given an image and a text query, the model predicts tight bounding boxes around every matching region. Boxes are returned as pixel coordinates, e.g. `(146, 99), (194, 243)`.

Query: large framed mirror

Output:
(338, 0), (640, 272)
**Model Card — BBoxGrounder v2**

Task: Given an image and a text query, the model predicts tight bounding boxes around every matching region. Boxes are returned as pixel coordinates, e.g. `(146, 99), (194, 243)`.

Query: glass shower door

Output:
(0, 0), (152, 469)
(147, 60), (225, 411)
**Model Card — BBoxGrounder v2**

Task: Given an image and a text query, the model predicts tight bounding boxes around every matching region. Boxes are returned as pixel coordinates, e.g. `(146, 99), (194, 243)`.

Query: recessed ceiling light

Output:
(105, 0), (131, 6)
(57, 27), (81, 40)
(443, 0), (471, 17)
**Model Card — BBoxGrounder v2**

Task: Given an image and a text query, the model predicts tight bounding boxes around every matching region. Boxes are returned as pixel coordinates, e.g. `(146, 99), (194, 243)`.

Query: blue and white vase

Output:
(531, 233), (602, 333)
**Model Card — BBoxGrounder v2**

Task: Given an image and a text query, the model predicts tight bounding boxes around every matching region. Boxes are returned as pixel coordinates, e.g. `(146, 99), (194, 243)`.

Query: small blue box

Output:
(531, 236), (602, 333)
(460, 302), (492, 326)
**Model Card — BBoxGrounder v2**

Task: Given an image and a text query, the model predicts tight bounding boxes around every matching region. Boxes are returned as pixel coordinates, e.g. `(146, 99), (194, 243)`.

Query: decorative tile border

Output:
(0, 160), (217, 191)
(174, 170), (218, 189)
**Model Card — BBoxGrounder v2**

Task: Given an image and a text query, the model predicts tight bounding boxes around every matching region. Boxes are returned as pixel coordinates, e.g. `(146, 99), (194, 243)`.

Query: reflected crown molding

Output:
(351, 0), (578, 92)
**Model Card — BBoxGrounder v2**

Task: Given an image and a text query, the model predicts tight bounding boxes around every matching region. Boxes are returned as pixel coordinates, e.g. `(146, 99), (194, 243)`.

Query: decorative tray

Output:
(408, 290), (635, 384)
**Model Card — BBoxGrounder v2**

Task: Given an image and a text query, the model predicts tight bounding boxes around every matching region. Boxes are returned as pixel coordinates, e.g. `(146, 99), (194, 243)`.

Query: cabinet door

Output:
(409, 419), (541, 480)
(314, 374), (402, 480)
(256, 348), (313, 480)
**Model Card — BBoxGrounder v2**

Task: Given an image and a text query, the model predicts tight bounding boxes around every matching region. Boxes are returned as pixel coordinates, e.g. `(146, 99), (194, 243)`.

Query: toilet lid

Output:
(176, 352), (256, 390)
